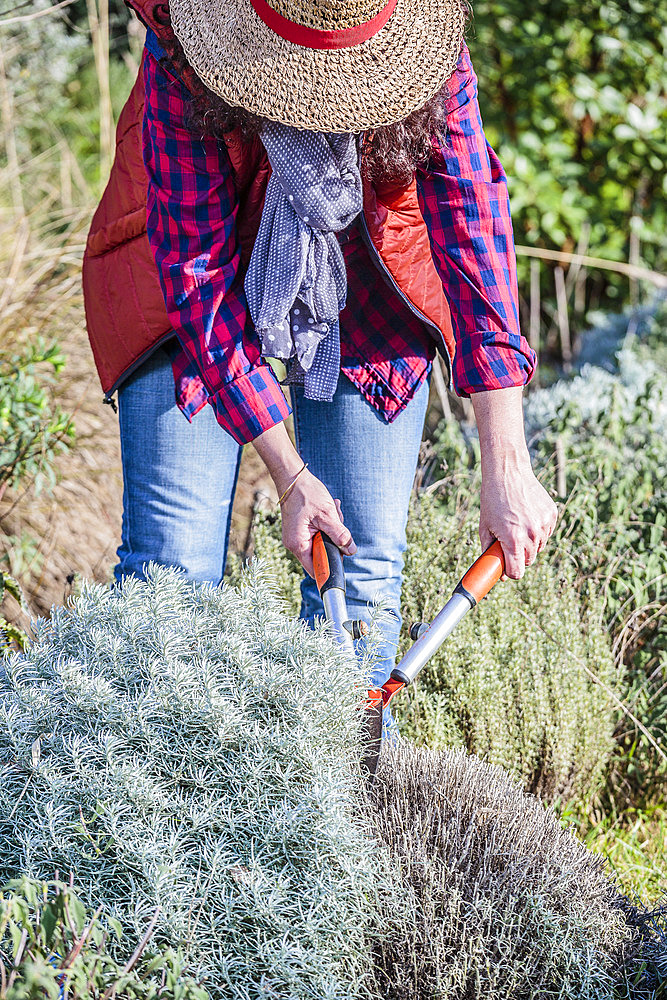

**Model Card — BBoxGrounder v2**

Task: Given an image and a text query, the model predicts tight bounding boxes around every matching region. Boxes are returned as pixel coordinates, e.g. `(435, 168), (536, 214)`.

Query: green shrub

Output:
(0, 876), (205, 1000)
(0, 564), (398, 1000)
(470, 0), (667, 283)
(368, 741), (666, 1000)
(0, 573), (29, 653)
(396, 495), (620, 806)
(0, 339), (73, 499)
(524, 338), (666, 810)
(0, 338), (73, 649)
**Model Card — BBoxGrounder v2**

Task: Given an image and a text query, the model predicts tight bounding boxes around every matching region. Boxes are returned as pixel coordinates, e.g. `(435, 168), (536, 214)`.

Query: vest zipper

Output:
(358, 208), (453, 390)
(105, 331), (176, 400)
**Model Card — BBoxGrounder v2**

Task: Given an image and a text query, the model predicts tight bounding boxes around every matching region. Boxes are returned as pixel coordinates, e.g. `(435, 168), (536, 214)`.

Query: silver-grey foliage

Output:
(523, 344), (666, 439)
(368, 741), (636, 1000)
(0, 564), (397, 1000)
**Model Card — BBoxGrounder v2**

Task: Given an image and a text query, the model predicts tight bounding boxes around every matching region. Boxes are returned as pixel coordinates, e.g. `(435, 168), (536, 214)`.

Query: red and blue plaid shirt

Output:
(142, 39), (536, 445)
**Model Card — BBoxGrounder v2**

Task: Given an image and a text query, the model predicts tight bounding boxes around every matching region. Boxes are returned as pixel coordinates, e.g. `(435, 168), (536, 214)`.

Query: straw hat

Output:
(170, 0), (468, 132)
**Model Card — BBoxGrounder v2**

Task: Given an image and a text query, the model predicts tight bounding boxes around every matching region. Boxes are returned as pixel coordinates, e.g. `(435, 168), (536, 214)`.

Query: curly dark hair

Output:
(152, 3), (469, 184)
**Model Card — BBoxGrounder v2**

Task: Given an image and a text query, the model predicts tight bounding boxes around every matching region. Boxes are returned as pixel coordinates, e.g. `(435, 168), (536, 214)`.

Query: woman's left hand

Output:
(479, 454), (558, 580)
(471, 385), (558, 581)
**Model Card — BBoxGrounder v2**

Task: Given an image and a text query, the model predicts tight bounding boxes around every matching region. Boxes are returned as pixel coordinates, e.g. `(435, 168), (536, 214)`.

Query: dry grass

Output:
(1, 1), (274, 625)
(0, 204), (275, 624)
(0, 209), (123, 618)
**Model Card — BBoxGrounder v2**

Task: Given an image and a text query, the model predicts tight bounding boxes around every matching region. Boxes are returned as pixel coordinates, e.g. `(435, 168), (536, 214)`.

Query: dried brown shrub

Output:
(365, 741), (663, 1000)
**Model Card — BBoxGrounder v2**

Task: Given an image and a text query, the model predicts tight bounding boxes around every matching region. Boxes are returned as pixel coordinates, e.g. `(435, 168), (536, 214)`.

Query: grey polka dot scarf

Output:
(244, 123), (363, 402)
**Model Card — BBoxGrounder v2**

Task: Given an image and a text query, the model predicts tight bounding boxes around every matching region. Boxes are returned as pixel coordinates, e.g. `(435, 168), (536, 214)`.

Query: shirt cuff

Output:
(207, 364), (292, 445)
(454, 332), (537, 396)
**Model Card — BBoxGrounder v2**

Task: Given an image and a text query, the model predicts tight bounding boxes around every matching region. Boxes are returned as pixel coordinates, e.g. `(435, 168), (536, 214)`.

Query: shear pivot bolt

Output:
(343, 619), (369, 640)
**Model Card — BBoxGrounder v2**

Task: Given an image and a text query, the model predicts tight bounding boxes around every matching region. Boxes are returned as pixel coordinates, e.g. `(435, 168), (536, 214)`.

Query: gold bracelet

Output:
(277, 462), (308, 507)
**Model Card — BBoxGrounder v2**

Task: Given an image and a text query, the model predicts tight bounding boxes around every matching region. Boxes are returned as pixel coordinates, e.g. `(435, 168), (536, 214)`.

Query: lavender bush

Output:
(369, 741), (666, 1000)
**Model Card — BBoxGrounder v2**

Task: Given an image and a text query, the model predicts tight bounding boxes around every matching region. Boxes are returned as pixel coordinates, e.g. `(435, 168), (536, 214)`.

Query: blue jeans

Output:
(115, 347), (429, 689)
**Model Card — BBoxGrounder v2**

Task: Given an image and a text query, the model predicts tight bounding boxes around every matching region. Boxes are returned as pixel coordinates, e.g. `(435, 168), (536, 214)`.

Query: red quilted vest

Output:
(82, 0), (455, 397)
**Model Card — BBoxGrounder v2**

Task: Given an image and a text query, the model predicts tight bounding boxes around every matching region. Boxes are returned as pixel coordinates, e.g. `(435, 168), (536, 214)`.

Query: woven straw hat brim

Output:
(170, 0), (468, 132)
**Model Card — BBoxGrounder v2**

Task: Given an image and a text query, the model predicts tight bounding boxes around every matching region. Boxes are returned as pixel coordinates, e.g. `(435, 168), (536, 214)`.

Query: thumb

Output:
(478, 519), (494, 552)
(478, 521), (502, 579)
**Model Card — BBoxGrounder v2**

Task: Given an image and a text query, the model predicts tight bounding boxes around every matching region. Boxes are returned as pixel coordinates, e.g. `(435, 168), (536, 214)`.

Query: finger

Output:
(523, 527), (539, 567)
(313, 511), (356, 556)
(301, 550), (315, 579)
(538, 515), (557, 552)
(524, 540), (539, 567)
(283, 527), (315, 579)
(501, 543), (525, 581)
(537, 527), (551, 553)
(283, 537), (315, 579)
(334, 498), (344, 524)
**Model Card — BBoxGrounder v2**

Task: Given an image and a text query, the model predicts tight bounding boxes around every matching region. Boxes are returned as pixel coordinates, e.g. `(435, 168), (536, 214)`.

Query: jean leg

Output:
(115, 347), (242, 585)
(292, 375), (430, 691)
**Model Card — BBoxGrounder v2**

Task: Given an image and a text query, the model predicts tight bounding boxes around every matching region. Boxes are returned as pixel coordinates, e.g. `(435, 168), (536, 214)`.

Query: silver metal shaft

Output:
(322, 588), (355, 656)
(392, 591), (472, 685)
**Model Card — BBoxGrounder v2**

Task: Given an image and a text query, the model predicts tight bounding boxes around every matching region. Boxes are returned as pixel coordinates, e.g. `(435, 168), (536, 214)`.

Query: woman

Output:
(83, 0), (557, 689)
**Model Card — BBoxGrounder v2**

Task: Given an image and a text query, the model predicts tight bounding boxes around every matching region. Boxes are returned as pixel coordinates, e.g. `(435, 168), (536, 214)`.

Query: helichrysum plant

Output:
(0, 563), (399, 1000)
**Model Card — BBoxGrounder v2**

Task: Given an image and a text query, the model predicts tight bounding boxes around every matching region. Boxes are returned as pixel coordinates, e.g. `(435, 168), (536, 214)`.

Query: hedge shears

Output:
(312, 530), (505, 776)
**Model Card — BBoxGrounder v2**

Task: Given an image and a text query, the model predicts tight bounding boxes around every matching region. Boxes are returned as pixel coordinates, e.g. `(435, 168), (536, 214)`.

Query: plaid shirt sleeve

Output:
(141, 50), (291, 445)
(417, 43), (536, 396)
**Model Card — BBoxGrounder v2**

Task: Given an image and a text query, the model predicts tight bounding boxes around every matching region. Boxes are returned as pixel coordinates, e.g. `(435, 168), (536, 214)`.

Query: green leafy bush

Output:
(369, 741), (667, 1000)
(0, 573), (29, 653)
(0, 877), (205, 1000)
(0, 564), (398, 1000)
(470, 0), (667, 279)
(0, 339), (73, 499)
(0, 338), (73, 649)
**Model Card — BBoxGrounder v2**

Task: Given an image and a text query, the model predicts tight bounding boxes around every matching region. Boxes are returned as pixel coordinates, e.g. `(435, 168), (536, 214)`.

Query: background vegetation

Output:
(0, 877), (206, 1000)
(471, 0), (666, 276)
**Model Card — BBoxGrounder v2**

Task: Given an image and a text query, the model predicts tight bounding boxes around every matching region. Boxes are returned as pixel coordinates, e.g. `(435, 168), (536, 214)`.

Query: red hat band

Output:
(250, 0), (398, 50)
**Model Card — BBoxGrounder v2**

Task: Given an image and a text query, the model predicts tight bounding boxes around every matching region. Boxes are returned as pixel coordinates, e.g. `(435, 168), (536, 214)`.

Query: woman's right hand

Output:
(279, 468), (356, 578)
(252, 421), (356, 578)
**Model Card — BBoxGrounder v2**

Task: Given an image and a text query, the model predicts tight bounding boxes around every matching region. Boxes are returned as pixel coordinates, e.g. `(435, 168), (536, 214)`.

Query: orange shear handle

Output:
(312, 530), (346, 597)
(459, 540), (505, 604)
